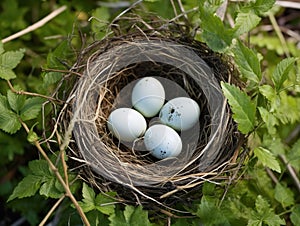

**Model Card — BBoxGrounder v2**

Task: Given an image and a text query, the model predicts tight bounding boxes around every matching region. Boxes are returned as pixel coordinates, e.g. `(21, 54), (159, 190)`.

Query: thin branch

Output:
(7, 80), (64, 104)
(1, 6), (67, 43)
(20, 121), (90, 226)
(279, 154), (300, 193)
(39, 195), (65, 226)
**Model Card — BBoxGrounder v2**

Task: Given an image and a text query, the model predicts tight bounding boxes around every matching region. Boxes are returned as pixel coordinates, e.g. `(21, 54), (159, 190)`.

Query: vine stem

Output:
(21, 121), (90, 226)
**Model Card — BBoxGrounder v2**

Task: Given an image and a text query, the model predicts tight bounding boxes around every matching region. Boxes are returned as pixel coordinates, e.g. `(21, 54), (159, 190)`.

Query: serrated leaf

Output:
(221, 82), (256, 134)
(259, 85), (276, 102)
(0, 49), (25, 69)
(0, 108), (21, 134)
(291, 205), (300, 226)
(258, 107), (278, 134)
(248, 195), (285, 226)
(234, 12), (261, 37)
(109, 205), (152, 226)
(78, 183), (96, 212)
(28, 159), (51, 177)
(254, 147), (281, 173)
(20, 97), (44, 121)
(251, 0), (276, 15)
(199, 4), (234, 52)
(95, 192), (116, 215)
(7, 89), (26, 113)
(39, 178), (63, 199)
(287, 138), (300, 171)
(232, 40), (262, 83)
(271, 57), (297, 91)
(0, 65), (17, 80)
(7, 174), (43, 202)
(274, 183), (294, 208)
(196, 195), (230, 226)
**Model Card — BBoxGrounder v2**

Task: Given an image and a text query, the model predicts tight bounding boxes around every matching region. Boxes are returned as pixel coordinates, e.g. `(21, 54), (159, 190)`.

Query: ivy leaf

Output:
(221, 82), (256, 134)
(234, 12), (261, 37)
(7, 174), (43, 202)
(0, 49), (25, 69)
(248, 195), (285, 226)
(254, 147), (281, 173)
(199, 3), (234, 52)
(7, 89), (26, 113)
(109, 205), (152, 226)
(232, 40), (262, 83)
(95, 192), (116, 215)
(291, 205), (300, 226)
(274, 183), (294, 208)
(271, 57), (297, 92)
(20, 97), (44, 121)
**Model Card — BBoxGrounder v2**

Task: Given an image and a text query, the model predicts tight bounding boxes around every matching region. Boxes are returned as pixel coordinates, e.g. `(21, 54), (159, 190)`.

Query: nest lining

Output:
(71, 37), (239, 193)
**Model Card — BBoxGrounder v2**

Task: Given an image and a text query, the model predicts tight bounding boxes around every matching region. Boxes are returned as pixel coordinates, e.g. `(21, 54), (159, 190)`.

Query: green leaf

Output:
(0, 42), (4, 55)
(232, 40), (262, 83)
(271, 57), (297, 91)
(258, 107), (278, 134)
(109, 205), (152, 226)
(234, 12), (261, 37)
(7, 89), (26, 113)
(291, 205), (300, 226)
(39, 178), (63, 199)
(28, 159), (51, 177)
(251, 0), (276, 15)
(95, 192), (116, 215)
(248, 195), (285, 226)
(27, 129), (39, 143)
(274, 183), (294, 208)
(259, 85), (276, 102)
(254, 147), (281, 173)
(78, 183), (96, 212)
(0, 95), (21, 134)
(287, 138), (300, 171)
(196, 195), (230, 226)
(20, 97), (44, 121)
(0, 65), (17, 80)
(7, 174), (43, 202)
(0, 49), (25, 69)
(199, 3), (234, 52)
(221, 82), (256, 134)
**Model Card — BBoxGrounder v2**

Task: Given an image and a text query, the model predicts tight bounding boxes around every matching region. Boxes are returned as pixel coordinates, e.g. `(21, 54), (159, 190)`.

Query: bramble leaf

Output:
(0, 49), (25, 69)
(20, 97), (44, 121)
(221, 82), (256, 134)
(254, 147), (281, 173)
(258, 107), (278, 134)
(0, 66), (17, 80)
(291, 205), (300, 226)
(109, 205), (152, 226)
(234, 12), (261, 37)
(7, 89), (26, 113)
(248, 195), (285, 226)
(274, 183), (294, 208)
(251, 0), (276, 15)
(232, 40), (262, 83)
(95, 192), (116, 215)
(199, 3), (234, 52)
(7, 174), (43, 202)
(271, 57), (297, 91)
(196, 195), (230, 226)
(78, 183), (96, 212)
(0, 94), (21, 134)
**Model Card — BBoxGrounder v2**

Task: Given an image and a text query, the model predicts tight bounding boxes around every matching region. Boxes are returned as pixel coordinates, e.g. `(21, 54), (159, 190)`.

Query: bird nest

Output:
(65, 15), (243, 209)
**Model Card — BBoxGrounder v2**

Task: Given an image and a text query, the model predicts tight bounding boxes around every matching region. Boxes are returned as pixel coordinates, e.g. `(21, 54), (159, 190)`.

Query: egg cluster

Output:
(107, 77), (200, 159)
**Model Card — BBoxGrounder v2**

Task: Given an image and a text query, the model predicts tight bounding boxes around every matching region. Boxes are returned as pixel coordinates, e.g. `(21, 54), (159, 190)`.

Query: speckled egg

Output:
(144, 124), (182, 159)
(159, 97), (200, 131)
(107, 108), (147, 142)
